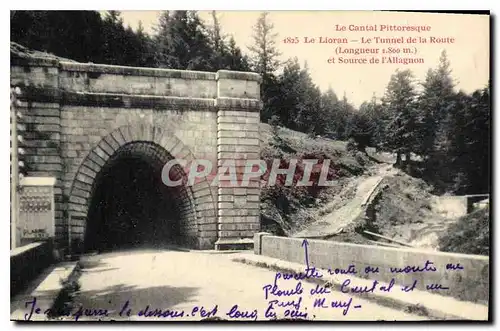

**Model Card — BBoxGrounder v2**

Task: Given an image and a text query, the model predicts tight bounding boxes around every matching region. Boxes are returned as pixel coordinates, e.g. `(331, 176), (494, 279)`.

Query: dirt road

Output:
(293, 164), (396, 238)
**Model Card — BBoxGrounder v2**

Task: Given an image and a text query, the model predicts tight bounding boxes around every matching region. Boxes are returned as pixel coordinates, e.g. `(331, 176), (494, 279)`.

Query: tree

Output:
(207, 10), (225, 69)
(133, 21), (155, 67)
(381, 69), (419, 167)
(274, 58), (302, 128)
(348, 97), (381, 152)
(294, 62), (322, 134)
(446, 86), (490, 194)
(154, 11), (215, 71)
(272, 58), (323, 134)
(248, 12), (282, 122)
(365, 93), (385, 150)
(416, 50), (456, 159)
(248, 12), (281, 75)
(11, 11), (104, 63)
(206, 11), (250, 71)
(224, 36), (251, 71)
(337, 93), (356, 141)
(101, 11), (128, 65)
(319, 88), (345, 139)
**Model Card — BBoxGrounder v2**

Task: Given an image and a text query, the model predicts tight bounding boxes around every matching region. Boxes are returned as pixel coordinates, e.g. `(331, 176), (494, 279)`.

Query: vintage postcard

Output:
(9, 10), (490, 322)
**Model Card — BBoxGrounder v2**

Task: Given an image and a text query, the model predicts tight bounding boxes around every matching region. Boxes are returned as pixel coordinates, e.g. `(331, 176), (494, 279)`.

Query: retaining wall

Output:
(11, 241), (54, 297)
(254, 234), (489, 304)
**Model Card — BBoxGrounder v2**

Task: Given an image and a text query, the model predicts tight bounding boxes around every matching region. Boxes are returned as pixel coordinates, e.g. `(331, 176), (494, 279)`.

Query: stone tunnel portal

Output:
(82, 141), (194, 253)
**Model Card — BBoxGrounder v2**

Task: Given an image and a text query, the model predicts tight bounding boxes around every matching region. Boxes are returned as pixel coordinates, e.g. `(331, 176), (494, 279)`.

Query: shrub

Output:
(346, 138), (358, 153)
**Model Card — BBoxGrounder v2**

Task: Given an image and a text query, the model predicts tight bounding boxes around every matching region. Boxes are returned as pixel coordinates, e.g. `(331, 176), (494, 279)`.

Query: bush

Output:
(438, 208), (489, 255)
(346, 138), (358, 153)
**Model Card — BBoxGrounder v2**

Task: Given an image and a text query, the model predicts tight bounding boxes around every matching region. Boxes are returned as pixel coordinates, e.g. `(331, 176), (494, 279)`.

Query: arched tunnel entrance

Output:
(83, 141), (195, 253)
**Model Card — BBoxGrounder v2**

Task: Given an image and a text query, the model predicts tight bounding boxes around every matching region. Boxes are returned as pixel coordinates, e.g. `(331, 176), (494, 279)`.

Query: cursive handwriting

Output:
(390, 260), (437, 273)
(226, 305), (258, 320)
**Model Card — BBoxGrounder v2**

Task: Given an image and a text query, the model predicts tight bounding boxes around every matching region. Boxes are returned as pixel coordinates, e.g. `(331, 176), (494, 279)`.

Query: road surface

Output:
(48, 248), (427, 321)
(293, 164), (396, 238)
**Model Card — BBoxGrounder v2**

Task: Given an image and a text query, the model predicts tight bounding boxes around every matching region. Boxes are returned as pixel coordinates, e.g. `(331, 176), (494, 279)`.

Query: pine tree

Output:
(134, 21), (155, 67)
(248, 12), (282, 122)
(300, 65), (322, 135)
(273, 58), (322, 134)
(225, 36), (251, 71)
(248, 12), (281, 75)
(154, 10), (215, 71)
(207, 10), (226, 70)
(381, 69), (419, 167)
(102, 10), (128, 65)
(319, 88), (340, 138)
(275, 58), (302, 128)
(206, 11), (250, 71)
(337, 93), (356, 141)
(447, 86), (490, 194)
(350, 98), (380, 152)
(11, 11), (104, 63)
(366, 93), (385, 150)
(417, 50), (456, 159)
(446, 91), (470, 192)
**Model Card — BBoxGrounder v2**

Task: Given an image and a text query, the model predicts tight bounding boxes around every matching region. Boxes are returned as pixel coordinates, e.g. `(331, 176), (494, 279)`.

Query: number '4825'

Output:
(283, 37), (299, 44)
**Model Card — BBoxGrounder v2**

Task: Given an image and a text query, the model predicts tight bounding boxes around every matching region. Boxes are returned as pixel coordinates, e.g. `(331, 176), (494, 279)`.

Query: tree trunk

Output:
(396, 152), (402, 166)
(405, 152), (411, 173)
(405, 152), (411, 163)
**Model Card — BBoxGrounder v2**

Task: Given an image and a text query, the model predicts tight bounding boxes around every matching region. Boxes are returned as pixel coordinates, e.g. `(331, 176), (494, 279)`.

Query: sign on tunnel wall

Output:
(18, 177), (56, 243)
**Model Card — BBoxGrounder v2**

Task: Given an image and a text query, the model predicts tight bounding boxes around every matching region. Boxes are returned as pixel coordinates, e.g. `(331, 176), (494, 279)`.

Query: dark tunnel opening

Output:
(83, 144), (185, 253)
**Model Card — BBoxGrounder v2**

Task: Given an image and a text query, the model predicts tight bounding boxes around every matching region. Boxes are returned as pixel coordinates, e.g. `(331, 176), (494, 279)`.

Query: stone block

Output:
(218, 216), (249, 223)
(218, 137), (259, 146)
(217, 115), (260, 124)
(218, 223), (260, 231)
(103, 134), (120, 151)
(253, 232), (271, 255)
(218, 202), (234, 209)
(247, 194), (260, 202)
(217, 145), (260, 153)
(218, 110), (260, 118)
(69, 195), (86, 205)
(217, 230), (256, 239)
(217, 195), (234, 202)
(217, 122), (258, 132)
(198, 223), (217, 232)
(234, 196), (247, 207)
(216, 72), (260, 99)
(217, 152), (260, 160)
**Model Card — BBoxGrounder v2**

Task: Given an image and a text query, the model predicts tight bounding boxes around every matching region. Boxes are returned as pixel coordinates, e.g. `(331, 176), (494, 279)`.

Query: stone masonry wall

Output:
(11, 56), (261, 250)
(11, 59), (65, 241)
(215, 71), (262, 245)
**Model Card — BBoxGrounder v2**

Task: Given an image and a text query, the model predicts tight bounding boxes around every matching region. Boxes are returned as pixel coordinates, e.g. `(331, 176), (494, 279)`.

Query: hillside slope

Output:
(259, 123), (375, 235)
(11, 41), (77, 62)
(260, 123), (489, 255)
(438, 207), (490, 256)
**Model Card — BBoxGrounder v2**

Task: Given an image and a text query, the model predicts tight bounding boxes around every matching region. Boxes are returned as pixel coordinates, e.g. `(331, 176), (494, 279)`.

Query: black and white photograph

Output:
(9, 9), (491, 322)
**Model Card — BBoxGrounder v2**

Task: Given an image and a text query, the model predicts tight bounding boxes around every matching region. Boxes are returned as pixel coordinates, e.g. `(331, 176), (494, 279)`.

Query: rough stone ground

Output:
(59, 248), (428, 321)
